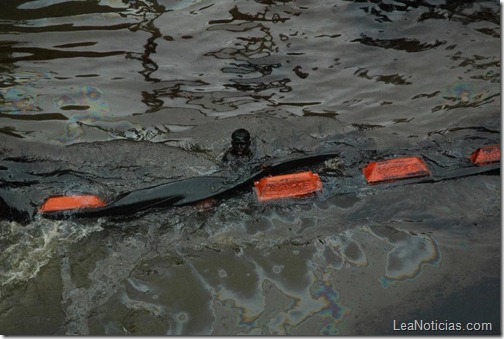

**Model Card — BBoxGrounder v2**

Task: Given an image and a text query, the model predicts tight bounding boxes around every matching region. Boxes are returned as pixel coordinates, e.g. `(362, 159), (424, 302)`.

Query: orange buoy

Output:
(39, 195), (106, 213)
(254, 171), (322, 202)
(362, 156), (431, 184)
(470, 145), (500, 165)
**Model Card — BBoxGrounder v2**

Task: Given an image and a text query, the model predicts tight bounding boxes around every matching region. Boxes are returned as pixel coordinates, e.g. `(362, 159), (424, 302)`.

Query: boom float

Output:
(38, 152), (340, 218)
(37, 144), (500, 219)
(254, 171), (322, 202)
(362, 156), (431, 184)
(470, 144), (500, 165)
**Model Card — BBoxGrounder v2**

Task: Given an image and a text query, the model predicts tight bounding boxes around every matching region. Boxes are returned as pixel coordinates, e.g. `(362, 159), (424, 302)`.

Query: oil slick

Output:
(0, 77), (145, 144)
(363, 225), (441, 287)
(84, 222), (439, 335)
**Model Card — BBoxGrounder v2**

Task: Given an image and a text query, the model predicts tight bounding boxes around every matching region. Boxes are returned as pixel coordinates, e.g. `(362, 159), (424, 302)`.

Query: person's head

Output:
(231, 128), (251, 156)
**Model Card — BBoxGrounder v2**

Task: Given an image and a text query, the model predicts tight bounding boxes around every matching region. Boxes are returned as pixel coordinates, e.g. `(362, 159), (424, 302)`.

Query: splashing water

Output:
(0, 217), (103, 292)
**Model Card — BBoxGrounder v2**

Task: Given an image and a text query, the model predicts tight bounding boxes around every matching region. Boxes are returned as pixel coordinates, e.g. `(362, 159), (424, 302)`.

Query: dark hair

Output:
(231, 128), (250, 142)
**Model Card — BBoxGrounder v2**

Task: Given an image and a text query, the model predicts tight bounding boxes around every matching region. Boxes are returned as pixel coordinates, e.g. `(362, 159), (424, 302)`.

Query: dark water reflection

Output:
(0, 0), (499, 143)
(0, 0), (501, 335)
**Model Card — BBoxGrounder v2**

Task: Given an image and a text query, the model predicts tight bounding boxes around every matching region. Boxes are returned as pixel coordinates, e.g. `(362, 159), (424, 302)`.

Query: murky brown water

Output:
(0, 0), (501, 335)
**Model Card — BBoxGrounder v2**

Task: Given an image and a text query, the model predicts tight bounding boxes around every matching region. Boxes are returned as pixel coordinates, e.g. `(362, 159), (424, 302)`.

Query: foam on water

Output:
(0, 218), (103, 291)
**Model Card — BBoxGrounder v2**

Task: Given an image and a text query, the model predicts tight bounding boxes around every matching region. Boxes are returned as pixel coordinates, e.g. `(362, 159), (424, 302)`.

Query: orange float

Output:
(39, 195), (106, 213)
(254, 171), (322, 202)
(470, 145), (500, 165)
(362, 156), (431, 184)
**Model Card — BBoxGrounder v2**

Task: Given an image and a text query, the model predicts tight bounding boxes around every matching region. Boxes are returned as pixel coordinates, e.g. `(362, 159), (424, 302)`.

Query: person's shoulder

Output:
(222, 149), (236, 163)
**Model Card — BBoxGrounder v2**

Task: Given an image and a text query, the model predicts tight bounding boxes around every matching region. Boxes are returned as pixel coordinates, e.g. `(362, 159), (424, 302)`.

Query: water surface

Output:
(0, 0), (500, 335)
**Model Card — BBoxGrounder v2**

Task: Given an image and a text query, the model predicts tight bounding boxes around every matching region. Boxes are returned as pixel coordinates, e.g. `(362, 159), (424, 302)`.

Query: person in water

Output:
(222, 128), (253, 163)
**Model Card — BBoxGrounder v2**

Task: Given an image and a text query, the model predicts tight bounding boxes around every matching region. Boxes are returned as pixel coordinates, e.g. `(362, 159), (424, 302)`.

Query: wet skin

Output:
(223, 129), (253, 163)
